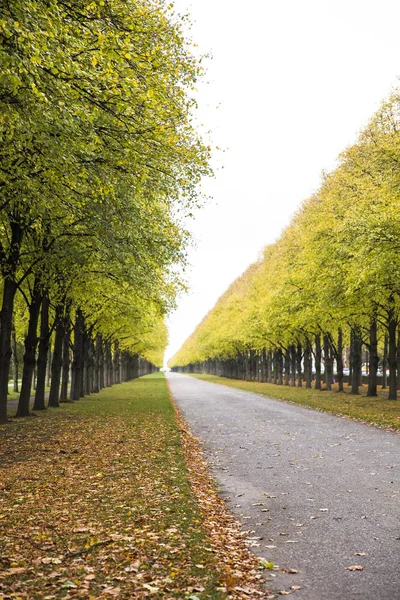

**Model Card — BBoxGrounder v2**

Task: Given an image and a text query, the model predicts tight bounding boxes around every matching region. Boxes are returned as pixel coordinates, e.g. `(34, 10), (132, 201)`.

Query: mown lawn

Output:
(0, 374), (253, 599)
(189, 374), (400, 431)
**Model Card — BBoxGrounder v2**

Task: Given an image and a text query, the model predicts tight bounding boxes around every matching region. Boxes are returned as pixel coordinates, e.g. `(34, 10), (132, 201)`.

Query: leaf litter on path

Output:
(0, 376), (270, 599)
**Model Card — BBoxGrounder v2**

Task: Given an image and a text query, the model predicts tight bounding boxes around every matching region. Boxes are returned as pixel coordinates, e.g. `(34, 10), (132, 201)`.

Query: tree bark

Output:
(387, 307), (397, 400)
(351, 326), (362, 395)
(48, 303), (65, 407)
(277, 349), (283, 385)
(0, 220), (23, 423)
(315, 334), (321, 390)
(60, 303), (71, 402)
(304, 339), (312, 389)
(46, 345), (52, 388)
(336, 328), (344, 392)
(290, 345), (296, 387)
(367, 314), (378, 397)
(284, 349), (290, 385)
(11, 323), (19, 393)
(382, 334), (388, 389)
(323, 335), (332, 391)
(396, 332), (400, 390)
(261, 348), (267, 383)
(16, 280), (42, 417)
(70, 309), (84, 400)
(33, 293), (50, 410)
(296, 343), (302, 387)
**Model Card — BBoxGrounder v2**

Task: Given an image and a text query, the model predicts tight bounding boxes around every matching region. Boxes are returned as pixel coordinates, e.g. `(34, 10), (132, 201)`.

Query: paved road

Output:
(167, 373), (400, 599)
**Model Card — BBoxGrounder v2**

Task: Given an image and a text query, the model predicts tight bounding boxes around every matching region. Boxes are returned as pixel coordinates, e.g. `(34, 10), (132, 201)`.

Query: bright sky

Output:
(165, 0), (400, 365)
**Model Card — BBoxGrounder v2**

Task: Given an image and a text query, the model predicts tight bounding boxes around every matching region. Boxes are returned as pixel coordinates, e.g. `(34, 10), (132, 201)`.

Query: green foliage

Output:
(169, 87), (400, 372)
(0, 0), (212, 380)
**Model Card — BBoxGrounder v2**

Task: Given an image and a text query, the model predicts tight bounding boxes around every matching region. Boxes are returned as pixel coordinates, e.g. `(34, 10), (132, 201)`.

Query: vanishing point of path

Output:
(167, 373), (400, 600)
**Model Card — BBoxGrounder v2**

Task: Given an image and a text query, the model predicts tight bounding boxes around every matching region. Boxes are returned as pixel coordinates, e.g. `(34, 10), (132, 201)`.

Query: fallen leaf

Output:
(346, 565), (364, 571)
(142, 583), (159, 592)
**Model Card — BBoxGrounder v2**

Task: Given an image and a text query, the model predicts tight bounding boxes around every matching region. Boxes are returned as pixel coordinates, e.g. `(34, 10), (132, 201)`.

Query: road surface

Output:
(167, 373), (400, 599)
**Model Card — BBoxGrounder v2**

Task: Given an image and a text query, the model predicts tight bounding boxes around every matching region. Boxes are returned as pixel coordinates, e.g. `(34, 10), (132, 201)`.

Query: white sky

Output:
(165, 0), (400, 365)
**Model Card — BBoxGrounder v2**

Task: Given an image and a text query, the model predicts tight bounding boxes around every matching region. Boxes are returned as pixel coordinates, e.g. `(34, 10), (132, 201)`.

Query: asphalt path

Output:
(167, 373), (400, 599)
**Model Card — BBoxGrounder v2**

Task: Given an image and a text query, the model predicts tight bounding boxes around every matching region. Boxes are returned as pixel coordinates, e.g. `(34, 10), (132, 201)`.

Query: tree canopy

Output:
(169, 88), (400, 400)
(0, 0), (211, 422)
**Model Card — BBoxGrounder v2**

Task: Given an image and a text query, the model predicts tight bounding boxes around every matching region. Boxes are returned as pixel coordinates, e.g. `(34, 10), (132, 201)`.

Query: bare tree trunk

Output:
(290, 345), (296, 387)
(46, 344), (52, 388)
(33, 293), (50, 410)
(70, 309), (84, 401)
(48, 303), (65, 407)
(387, 307), (397, 400)
(284, 349), (290, 385)
(336, 328), (344, 392)
(382, 334), (388, 389)
(296, 343), (303, 388)
(315, 334), (321, 390)
(11, 323), (19, 393)
(351, 326), (362, 395)
(0, 221), (23, 423)
(17, 279), (42, 417)
(304, 339), (312, 389)
(367, 314), (378, 397)
(323, 335), (332, 391)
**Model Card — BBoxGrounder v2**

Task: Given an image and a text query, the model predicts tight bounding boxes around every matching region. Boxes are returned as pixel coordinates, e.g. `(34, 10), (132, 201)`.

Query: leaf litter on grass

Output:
(0, 375), (268, 599)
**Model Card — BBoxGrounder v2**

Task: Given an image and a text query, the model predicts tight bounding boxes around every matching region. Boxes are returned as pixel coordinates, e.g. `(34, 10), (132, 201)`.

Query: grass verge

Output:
(0, 373), (267, 599)
(189, 374), (400, 431)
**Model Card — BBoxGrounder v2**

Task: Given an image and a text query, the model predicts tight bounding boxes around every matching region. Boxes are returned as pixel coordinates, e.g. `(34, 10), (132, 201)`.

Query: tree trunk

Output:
(267, 351), (272, 383)
(261, 348), (267, 383)
(315, 334), (321, 390)
(336, 328), (344, 392)
(46, 345), (52, 388)
(11, 323), (19, 393)
(296, 343), (302, 387)
(277, 349), (283, 385)
(99, 336), (105, 390)
(272, 350), (278, 385)
(367, 315), (378, 397)
(304, 339), (312, 389)
(397, 332), (400, 390)
(382, 334), (388, 389)
(70, 309), (84, 401)
(0, 221), (23, 423)
(48, 303), (65, 407)
(351, 326), (362, 395)
(60, 304), (71, 402)
(291, 345), (296, 387)
(387, 308), (397, 400)
(348, 329), (353, 387)
(323, 335), (332, 391)
(0, 279), (19, 423)
(82, 327), (90, 397)
(284, 349), (290, 385)
(16, 280), (42, 417)
(33, 293), (50, 410)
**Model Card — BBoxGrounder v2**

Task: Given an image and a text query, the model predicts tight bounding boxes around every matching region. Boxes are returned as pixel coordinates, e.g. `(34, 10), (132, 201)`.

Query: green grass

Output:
(0, 374), (228, 599)
(189, 373), (400, 431)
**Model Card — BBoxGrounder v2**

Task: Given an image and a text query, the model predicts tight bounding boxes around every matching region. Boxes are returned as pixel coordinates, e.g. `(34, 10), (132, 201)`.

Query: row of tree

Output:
(0, 1), (210, 422)
(170, 87), (400, 401)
